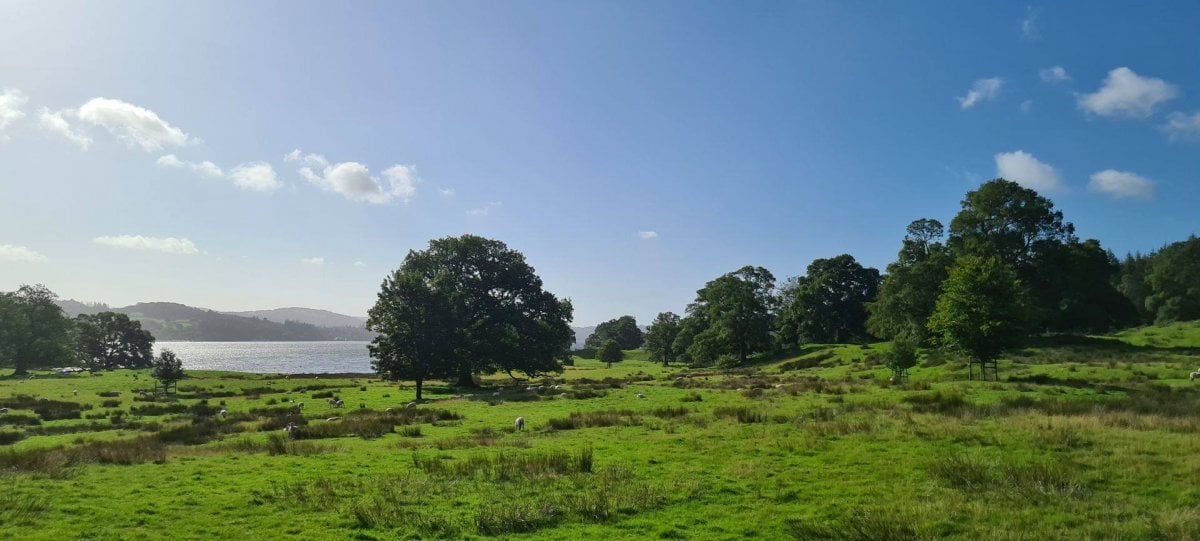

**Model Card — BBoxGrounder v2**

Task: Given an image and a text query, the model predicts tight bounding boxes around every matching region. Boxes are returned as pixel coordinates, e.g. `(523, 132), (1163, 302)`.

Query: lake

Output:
(154, 341), (373, 374)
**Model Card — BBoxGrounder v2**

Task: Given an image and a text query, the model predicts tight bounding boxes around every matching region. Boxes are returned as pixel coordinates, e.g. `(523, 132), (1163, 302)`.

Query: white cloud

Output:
(439, 188), (456, 197)
(353, 261), (367, 269)
(1161, 111), (1200, 142)
(1088, 169), (1155, 199)
(156, 154), (223, 179)
(638, 231), (659, 240)
(1020, 7), (1041, 40)
(288, 149), (419, 204)
(38, 108), (93, 149)
(1039, 66), (1070, 83)
(1078, 67), (1179, 119)
(302, 257), (325, 266)
(994, 150), (1063, 192)
(0, 88), (28, 140)
(76, 97), (191, 152)
(1019, 100), (1034, 113)
(228, 162), (281, 192)
(93, 235), (199, 255)
(467, 201), (502, 216)
(0, 244), (47, 263)
(957, 78), (1003, 110)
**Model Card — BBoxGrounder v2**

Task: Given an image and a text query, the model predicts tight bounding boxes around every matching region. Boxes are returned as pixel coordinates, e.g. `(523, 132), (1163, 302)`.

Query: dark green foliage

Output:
(867, 219), (952, 341)
(597, 339), (623, 368)
(150, 349), (186, 392)
(887, 332), (919, 382)
(686, 266), (776, 366)
(74, 311), (155, 370)
(927, 256), (1030, 379)
(584, 315), (644, 350)
(1025, 240), (1138, 332)
(777, 254), (880, 345)
(948, 179), (1075, 271)
(1145, 236), (1200, 323)
(0, 285), (77, 375)
(368, 235), (574, 398)
(643, 312), (682, 366)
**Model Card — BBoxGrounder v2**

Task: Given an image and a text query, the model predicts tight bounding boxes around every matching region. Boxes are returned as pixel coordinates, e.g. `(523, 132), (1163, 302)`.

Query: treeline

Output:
(0, 285), (174, 374)
(631, 179), (1199, 369)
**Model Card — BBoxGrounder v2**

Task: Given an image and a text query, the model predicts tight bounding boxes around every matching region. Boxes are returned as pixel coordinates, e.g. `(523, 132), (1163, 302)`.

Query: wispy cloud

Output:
(286, 149), (418, 204)
(228, 162), (281, 192)
(638, 231), (659, 240)
(93, 235), (199, 255)
(1078, 67), (1178, 119)
(1039, 66), (1070, 83)
(77, 97), (192, 152)
(1161, 111), (1200, 142)
(156, 154), (223, 179)
(0, 244), (47, 263)
(438, 188), (456, 197)
(995, 150), (1063, 192)
(467, 201), (502, 216)
(957, 78), (1003, 110)
(1020, 7), (1041, 41)
(38, 108), (92, 149)
(301, 257), (325, 266)
(1088, 169), (1155, 199)
(353, 261), (367, 269)
(0, 88), (28, 141)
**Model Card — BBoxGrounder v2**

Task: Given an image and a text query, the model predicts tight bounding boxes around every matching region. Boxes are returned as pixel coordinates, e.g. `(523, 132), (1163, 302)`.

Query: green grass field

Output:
(1, 324), (1199, 539)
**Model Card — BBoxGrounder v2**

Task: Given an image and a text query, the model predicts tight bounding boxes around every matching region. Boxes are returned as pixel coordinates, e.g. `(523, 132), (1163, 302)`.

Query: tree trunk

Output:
(455, 370), (477, 388)
(415, 378), (423, 401)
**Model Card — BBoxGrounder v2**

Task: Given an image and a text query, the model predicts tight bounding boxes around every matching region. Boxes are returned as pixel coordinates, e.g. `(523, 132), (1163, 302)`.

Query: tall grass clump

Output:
(413, 447), (593, 480)
(713, 406), (766, 424)
(547, 411), (641, 430)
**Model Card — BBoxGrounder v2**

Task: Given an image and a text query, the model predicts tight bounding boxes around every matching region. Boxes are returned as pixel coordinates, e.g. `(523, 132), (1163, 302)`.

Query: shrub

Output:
(101, 399), (121, 408)
(98, 391), (120, 398)
(713, 406), (766, 423)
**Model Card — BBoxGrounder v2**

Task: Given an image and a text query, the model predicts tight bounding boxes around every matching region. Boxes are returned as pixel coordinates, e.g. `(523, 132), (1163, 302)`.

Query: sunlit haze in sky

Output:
(1, 1), (1198, 324)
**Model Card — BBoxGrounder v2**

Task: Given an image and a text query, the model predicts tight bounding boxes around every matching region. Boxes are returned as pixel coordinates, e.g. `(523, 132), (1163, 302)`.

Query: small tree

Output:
(643, 312), (682, 367)
(151, 349), (185, 394)
(76, 312), (155, 370)
(887, 331), (919, 384)
(597, 339), (624, 369)
(927, 256), (1030, 381)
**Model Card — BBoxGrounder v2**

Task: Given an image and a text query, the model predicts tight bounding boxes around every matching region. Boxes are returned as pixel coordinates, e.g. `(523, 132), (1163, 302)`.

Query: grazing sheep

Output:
(219, 409), (228, 418)
(0, 408), (8, 414)
(1191, 370), (1200, 382)
(385, 407), (393, 413)
(636, 393), (646, 399)
(514, 416), (525, 432)
(405, 401), (417, 410)
(553, 384), (562, 390)
(326, 417), (339, 422)
(297, 402), (304, 409)
(526, 386), (537, 392)
(492, 391), (501, 397)
(282, 423), (299, 432)
(334, 400), (345, 408)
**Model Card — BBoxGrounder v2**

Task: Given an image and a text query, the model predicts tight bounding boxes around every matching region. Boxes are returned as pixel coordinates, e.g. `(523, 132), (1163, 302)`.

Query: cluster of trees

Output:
(584, 316), (644, 350)
(0, 285), (184, 382)
(634, 179), (1198, 377)
(367, 235), (575, 399)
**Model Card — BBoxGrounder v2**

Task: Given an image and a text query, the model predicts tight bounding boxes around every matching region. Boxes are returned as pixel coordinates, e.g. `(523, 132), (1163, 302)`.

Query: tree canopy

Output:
(927, 256), (1030, 379)
(151, 349), (186, 392)
(584, 315), (644, 350)
(367, 235), (574, 399)
(1145, 236), (1200, 323)
(75, 311), (156, 371)
(0, 285), (76, 375)
(597, 339), (624, 368)
(867, 219), (952, 341)
(643, 312), (682, 366)
(777, 254), (880, 345)
(686, 266), (776, 366)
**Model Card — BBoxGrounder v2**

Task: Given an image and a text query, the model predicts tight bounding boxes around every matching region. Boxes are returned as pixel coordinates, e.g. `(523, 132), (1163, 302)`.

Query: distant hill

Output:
(57, 300), (374, 342)
(571, 326), (595, 349)
(224, 307), (367, 328)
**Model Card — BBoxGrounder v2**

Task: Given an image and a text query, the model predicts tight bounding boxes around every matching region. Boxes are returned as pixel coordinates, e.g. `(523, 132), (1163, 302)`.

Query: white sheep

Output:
(526, 386), (537, 392)
(335, 399), (345, 408)
(385, 407), (393, 413)
(636, 393), (645, 399)
(1191, 370), (1200, 382)
(0, 408), (8, 414)
(405, 401), (417, 410)
(492, 390), (501, 397)
(219, 409), (228, 417)
(514, 416), (525, 432)
(326, 416), (339, 422)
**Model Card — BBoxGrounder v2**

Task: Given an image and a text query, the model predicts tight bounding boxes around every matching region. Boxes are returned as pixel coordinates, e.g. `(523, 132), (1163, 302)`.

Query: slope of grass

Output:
(0, 324), (1197, 538)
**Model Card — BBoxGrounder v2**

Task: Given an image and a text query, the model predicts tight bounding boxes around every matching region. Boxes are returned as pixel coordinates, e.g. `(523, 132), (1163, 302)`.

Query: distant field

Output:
(1, 324), (1199, 539)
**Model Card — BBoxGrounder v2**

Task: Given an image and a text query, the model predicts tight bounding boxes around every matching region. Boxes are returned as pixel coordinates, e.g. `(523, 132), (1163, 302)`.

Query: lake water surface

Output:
(154, 341), (372, 374)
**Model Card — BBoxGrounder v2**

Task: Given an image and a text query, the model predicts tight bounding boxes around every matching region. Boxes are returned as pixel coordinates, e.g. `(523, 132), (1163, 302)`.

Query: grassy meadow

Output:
(1, 325), (1200, 539)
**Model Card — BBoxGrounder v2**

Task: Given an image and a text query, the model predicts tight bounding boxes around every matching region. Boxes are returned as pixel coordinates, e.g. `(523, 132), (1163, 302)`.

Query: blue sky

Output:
(1, 1), (1197, 325)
